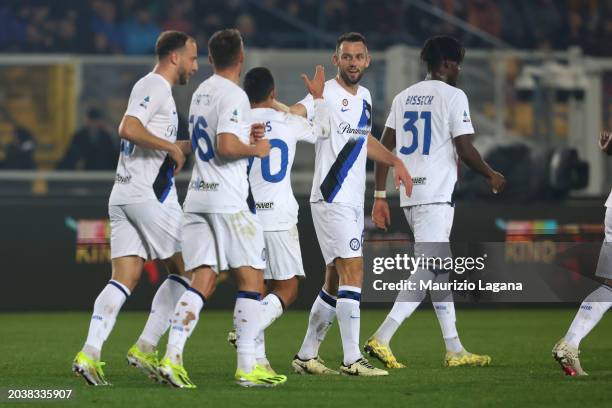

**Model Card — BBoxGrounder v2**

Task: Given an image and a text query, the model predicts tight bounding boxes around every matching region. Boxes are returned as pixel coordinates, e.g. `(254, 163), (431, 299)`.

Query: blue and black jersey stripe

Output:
(153, 155), (175, 203)
(320, 137), (365, 203)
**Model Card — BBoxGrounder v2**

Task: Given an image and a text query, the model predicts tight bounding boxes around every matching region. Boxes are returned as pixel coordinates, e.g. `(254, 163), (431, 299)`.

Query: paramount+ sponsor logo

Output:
(256, 201), (275, 211)
(337, 121), (369, 136)
(189, 179), (220, 191)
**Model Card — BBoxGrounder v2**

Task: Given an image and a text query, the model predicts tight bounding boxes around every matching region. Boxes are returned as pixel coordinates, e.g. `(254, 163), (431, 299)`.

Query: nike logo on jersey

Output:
(340, 107), (350, 112)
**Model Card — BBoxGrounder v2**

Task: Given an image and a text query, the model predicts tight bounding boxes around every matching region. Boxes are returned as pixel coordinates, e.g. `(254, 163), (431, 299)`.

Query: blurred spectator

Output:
(1, 125), (36, 170)
(91, 0), (124, 53)
(56, 108), (117, 170)
(1, 0), (612, 54)
(161, 0), (193, 33)
(122, 7), (160, 54)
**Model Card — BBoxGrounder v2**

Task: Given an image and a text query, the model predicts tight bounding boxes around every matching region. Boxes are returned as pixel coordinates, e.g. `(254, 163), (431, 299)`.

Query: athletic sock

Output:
(137, 274), (191, 351)
(565, 285), (612, 348)
(234, 291), (261, 373)
(432, 301), (463, 352)
(336, 285), (362, 366)
(373, 268), (432, 345)
(297, 289), (336, 360)
(83, 280), (131, 360)
(165, 288), (206, 365)
(252, 293), (284, 366)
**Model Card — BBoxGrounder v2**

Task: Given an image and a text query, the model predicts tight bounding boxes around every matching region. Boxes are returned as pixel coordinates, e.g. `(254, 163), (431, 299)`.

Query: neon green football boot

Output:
(158, 357), (197, 388)
(72, 351), (109, 386)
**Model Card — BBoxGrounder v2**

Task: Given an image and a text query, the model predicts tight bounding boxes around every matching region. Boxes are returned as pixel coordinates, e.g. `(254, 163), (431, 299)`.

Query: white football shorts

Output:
(596, 207), (612, 279)
(181, 210), (266, 273)
(263, 225), (306, 280)
(311, 201), (364, 266)
(109, 200), (182, 260)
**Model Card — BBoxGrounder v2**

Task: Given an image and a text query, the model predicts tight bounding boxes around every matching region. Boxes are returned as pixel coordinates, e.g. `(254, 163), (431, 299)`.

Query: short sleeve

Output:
(449, 90), (475, 138)
(297, 94), (315, 120)
(124, 78), (168, 126)
(217, 90), (250, 142)
(287, 113), (317, 144)
(384, 94), (400, 130)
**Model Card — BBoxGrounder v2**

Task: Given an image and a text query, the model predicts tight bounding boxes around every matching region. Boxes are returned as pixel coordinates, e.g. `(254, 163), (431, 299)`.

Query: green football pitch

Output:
(1, 309), (611, 408)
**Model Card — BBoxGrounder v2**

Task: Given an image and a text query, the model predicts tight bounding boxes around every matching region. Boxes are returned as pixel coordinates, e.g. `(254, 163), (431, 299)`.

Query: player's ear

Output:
(365, 53), (372, 68)
(270, 88), (277, 101)
(332, 52), (339, 67)
(208, 54), (213, 65)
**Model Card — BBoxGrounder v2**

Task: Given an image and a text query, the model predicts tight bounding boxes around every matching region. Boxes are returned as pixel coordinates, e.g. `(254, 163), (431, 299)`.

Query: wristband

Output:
(374, 190), (387, 199)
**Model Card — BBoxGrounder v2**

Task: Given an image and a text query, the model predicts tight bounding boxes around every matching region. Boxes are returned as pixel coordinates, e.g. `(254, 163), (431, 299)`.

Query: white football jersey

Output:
(248, 108), (317, 231)
(386, 80), (474, 207)
(183, 74), (252, 213)
(606, 189), (612, 208)
(109, 72), (179, 206)
(300, 79), (371, 208)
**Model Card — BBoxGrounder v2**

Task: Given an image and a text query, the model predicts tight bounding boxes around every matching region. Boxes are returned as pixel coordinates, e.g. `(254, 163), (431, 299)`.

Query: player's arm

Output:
(272, 99), (307, 117)
(369, 127), (403, 230)
(217, 133), (270, 160)
(454, 134), (505, 193)
(175, 140), (192, 155)
(118, 115), (185, 174)
(367, 133), (413, 197)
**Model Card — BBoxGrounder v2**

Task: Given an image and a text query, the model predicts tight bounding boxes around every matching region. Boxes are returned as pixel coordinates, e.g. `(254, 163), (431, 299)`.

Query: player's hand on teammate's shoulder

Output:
(599, 130), (612, 155)
(372, 198), (391, 231)
(169, 144), (186, 175)
(250, 122), (266, 143)
(486, 170), (506, 194)
(253, 138), (271, 158)
(393, 158), (413, 197)
(301, 65), (325, 99)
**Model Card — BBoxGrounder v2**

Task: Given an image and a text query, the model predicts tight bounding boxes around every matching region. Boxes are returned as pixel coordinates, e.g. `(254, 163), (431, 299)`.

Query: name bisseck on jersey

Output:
(405, 95), (434, 105)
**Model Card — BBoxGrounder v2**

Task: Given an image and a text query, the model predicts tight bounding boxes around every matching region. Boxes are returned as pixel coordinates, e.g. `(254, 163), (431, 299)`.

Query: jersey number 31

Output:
(400, 111), (431, 156)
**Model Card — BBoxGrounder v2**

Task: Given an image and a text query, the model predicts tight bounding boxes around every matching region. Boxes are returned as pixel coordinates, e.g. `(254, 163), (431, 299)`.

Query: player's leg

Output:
(292, 202), (342, 374)
(131, 255), (192, 353)
(253, 227), (304, 372)
(365, 205), (430, 368)
(553, 211), (612, 376)
(157, 212), (216, 388)
(73, 204), (146, 386)
(292, 265), (340, 374)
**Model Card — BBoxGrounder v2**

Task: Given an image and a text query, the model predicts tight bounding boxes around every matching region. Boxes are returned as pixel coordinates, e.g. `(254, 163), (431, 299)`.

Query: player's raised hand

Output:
(393, 159), (413, 197)
(372, 198), (391, 231)
(301, 65), (325, 99)
(487, 170), (506, 194)
(253, 138), (271, 158)
(169, 144), (186, 176)
(599, 130), (612, 155)
(250, 122), (265, 143)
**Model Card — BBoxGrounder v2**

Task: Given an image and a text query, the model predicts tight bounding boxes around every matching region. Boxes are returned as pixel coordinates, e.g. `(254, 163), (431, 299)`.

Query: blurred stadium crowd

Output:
(0, 0), (611, 54)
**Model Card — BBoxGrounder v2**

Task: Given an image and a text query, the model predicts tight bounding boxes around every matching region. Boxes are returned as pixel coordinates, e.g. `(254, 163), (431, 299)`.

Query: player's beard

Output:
(178, 69), (189, 85)
(339, 68), (363, 86)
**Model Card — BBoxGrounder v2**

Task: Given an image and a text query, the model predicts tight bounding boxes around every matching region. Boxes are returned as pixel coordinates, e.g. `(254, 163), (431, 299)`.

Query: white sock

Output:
(165, 288), (205, 365)
(252, 293), (284, 365)
(297, 289), (337, 360)
(137, 274), (190, 351)
(234, 292), (261, 373)
(337, 285), (362, 366)
(433, 302), (463, 352)
(255, 331), (267, 364)
(565, 285), (612, 348)
(373, 268), (431, 345)
(83, 280), (130, 360)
